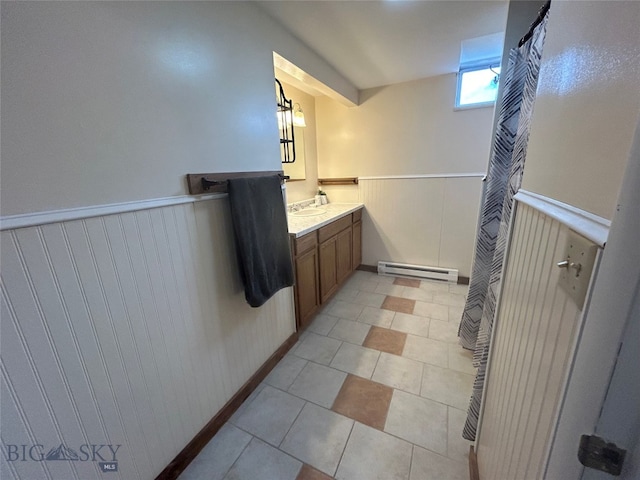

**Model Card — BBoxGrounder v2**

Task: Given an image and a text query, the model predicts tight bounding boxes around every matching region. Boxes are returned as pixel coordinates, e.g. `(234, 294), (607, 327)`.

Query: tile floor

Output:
(179, 271), (475, 480)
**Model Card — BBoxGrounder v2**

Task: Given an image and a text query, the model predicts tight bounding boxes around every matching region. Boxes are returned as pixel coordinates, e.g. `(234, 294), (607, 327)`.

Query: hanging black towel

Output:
(227, 175), (294, 307)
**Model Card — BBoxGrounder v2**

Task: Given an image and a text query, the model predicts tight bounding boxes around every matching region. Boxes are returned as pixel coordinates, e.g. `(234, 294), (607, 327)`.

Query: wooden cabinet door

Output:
(295, 247), (319, 330)
(319, 236), (338, 303)
(352, 220), (362, 270)
(336, 226), (353, 284)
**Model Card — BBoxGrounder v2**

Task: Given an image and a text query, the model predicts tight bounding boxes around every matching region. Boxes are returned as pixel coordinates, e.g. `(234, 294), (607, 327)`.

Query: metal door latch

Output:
(578, 434), (626, 476)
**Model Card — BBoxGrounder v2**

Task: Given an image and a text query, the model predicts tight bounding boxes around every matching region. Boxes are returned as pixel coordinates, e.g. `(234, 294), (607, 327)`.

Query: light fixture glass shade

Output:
(292, 104), (306, 127)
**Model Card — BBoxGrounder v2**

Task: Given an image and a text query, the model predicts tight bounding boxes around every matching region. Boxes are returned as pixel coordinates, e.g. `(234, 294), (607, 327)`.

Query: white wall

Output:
(477, 1), (640, 478)
(316, 74), (494, 276)
(526, 3), (640, 478)
(358, 176), (482, 277)
(521, 1), (640, 220)
(317, 74), (493, 177)
(0, 1), (356, 216)
(0, 2), (357, 478)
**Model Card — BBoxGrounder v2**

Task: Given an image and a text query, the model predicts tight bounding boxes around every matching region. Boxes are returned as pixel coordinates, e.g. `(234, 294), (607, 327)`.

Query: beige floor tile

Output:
(410, 446), (468, 480)
(419, 281), (450, 293)
(420, 364), (474, 411)
(352, 291), (386, 308)
(394, 277), (421, 288)
(330, 342), (380, 378)
(336, 423), (412, 480)
(391, 312), (431, 337)
(351, 278), (380, 293)
(224, 437), (302, 480)
(264, 354), (308, 390)
(231, 385), (305, 446)
(281, 403), (354, 476)
(432, 291), (467, 307)
(220, 276), (477, 480)
(449, 284), (470, 296)
(376, 275), (396, 285)
(400, 287), (434, 302)
(448, 344), (476, 375)
(334, 286), (359, 301)
(372, 352), (423, 395)
(385, 390), (447, 455)
(357, 306), (395, 327)
(403, 334), (449, 368)
(327, 300), (365, 320)
(178, 423), (251, 480)
(375, 283), (406, 296)
(449, 305), (465, 323)
(429, 319), (461, 343)
(293, 333), (342, 365)
(328, 318), (371, 345)
(447, 406), (472, 463)
(229, 383), (266, 424)
(307, 313), (339, 336)
(413, 301), (449, 321)
(288, 362), (347, 408)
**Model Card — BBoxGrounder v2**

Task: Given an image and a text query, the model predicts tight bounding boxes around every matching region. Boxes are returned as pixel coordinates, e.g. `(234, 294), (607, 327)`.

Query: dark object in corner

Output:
(227, 175), (294, 307)
(518, 0), (551, 47)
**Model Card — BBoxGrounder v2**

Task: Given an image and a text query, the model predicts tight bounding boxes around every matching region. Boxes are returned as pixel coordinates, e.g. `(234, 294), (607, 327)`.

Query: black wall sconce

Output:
(276, 78), (295, 164)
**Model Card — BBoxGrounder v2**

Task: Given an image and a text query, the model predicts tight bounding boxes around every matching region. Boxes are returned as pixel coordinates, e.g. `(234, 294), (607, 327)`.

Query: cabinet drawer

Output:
(294, 231), (318, 256)
(319, 215), (352, 243)
(353, 208), (362, 223)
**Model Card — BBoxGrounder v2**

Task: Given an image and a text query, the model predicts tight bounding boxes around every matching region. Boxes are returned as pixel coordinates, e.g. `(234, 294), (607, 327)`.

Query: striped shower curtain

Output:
(458, 8), (549, 441)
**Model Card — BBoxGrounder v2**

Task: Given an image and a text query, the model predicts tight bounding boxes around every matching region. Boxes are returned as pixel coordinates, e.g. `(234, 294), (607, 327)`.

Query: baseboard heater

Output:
(377, 261), (458, 283)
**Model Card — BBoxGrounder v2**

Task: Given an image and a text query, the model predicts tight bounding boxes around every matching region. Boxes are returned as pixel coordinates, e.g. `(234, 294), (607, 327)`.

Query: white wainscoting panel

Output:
(358, 176), (483, 277)
(477, 202), (597, 479)
(0, 198), (295, 479)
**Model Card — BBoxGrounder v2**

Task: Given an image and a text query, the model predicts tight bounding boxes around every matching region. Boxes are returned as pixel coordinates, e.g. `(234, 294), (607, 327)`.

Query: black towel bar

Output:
(186, 171), (289, 195)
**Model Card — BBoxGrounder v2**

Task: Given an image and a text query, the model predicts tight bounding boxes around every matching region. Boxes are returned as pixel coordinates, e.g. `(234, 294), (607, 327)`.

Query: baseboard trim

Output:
(469, 445), (480, 480)
(356, 264), (378, 273)
(155, 332), (299, 480)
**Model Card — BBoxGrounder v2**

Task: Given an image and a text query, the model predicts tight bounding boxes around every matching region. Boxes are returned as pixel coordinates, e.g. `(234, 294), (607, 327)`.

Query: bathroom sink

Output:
(291, 208), (325, 217)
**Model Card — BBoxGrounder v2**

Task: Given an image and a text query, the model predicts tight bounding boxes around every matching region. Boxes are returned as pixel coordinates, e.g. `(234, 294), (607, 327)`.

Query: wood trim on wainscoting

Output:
(155, 332), (299, 480)
(469, 446), (480, 480)
(318, 177), (359, 186)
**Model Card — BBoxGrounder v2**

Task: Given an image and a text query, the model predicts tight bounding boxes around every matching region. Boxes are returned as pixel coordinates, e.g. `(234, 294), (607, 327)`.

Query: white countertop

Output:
(287, 203), (364, 238)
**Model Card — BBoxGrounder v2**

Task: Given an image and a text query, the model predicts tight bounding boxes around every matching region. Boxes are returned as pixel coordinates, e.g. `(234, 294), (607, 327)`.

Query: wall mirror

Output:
(283, 127), (306, 180)
(276, 76), (307, 180)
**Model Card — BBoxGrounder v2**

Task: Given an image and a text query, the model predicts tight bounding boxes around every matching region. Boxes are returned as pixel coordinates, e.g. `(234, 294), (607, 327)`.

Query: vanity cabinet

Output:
(352, 209), (362, 270)
(292, 231), (320, 329)
(291, 208), (363, 331)
(318, 214), (352, 303)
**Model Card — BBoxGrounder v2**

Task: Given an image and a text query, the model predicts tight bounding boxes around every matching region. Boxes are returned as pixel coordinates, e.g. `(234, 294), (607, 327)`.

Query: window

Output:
(455, 64), (501, 109)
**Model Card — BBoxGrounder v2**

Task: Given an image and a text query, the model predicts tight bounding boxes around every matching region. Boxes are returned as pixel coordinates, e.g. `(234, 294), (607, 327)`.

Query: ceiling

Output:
(259, 0), (509, 91)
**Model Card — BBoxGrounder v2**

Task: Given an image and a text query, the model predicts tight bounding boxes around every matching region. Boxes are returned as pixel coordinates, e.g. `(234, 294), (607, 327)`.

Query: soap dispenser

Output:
(315, 189), (322, 207)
